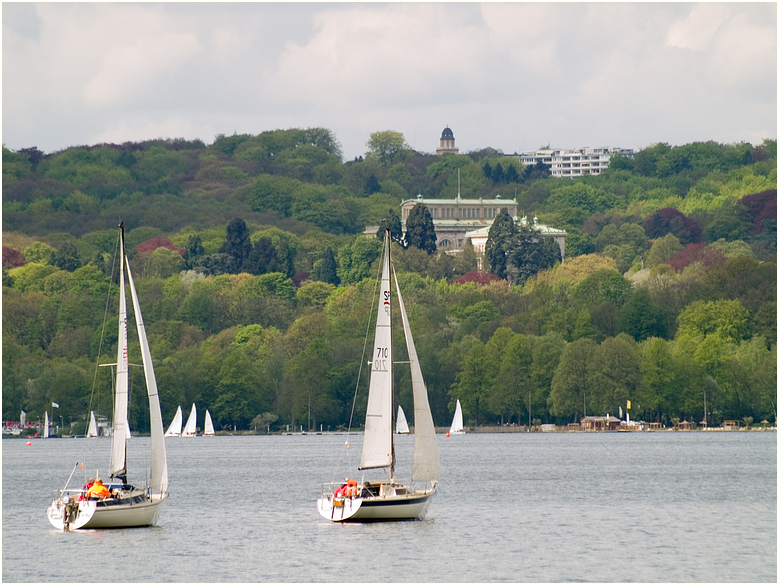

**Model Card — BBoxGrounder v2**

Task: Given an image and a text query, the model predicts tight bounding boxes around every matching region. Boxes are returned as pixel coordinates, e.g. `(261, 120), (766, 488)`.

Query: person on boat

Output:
(334, 480), (348, 498)
(77, 478), (95, 501)
(86, 478), (112, 499)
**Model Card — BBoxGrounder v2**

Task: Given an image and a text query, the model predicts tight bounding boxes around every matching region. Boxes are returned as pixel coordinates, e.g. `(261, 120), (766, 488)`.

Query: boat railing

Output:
(50, 488), (85, 501)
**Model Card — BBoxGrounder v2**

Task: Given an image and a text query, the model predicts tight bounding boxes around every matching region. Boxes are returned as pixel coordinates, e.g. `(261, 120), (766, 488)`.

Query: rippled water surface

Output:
(3, 432), (776, 582)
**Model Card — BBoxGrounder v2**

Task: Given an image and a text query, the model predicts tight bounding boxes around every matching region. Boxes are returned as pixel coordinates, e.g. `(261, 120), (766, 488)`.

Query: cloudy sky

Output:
(2, 2), (776, 160)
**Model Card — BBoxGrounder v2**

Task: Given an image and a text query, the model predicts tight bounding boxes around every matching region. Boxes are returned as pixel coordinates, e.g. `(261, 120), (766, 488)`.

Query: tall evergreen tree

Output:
(185, 234), (205, 269)
(506, 223), (561, 285)
(54, 242), (81, 272)
(315, 246), (340, 285)
(219, 218), (252, 271)
(404, 203), (437, 254)
(377, 209), (404, 246)
(244, 237), (278, 275)
(485, 208), (515, 278)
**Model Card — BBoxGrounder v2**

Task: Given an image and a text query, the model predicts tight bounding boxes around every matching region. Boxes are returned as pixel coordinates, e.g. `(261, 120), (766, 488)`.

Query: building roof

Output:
(401, 195), (517, 206)
(441, 127), (455, 140)
(465, 216), (567, 237)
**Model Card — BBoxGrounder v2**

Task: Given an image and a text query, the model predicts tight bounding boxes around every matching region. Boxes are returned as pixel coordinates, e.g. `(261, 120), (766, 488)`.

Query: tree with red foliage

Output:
(136, 236), (185, 257)
(667, 243), (727, 272)
(2, 246), (24, 268)
(451, 271), (500, 285)
(643, 208), (703, 245)
(740, 189), (776, 236)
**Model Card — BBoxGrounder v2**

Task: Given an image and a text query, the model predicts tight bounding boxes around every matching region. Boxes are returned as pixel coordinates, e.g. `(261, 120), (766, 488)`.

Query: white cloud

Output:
(667, 3), (733, 51)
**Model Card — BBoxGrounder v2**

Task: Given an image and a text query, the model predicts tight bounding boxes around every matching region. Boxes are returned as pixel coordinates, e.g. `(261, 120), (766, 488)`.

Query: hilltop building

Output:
(436, 127), (459, 156)
(518, 147), (633, 178)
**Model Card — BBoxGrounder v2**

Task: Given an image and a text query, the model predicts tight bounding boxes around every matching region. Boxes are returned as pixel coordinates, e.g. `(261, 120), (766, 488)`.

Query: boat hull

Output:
(47, 492), (167, 530)
(318, 487), (434, 522)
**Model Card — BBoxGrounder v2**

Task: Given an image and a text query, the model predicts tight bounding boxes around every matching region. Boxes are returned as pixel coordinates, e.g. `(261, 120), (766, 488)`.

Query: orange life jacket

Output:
(87, 484), (111, 498)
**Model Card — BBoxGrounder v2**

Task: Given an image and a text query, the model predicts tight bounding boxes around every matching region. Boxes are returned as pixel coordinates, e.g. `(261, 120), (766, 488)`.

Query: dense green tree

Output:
(619, 289), (667, 341)
(314, 247), (340, 285)
(244, 237), (278, 275)
(185, 234), (205, 269)
(54, 242), (81, 272)
(506, 224), (561, 285)
(404, 203), (437, 254)
(549, 338), (596, 421)
(377, 210), (404, 246)
(365, 130), (410, 167)
(219, 218), (252, 271)
(484, 209), (515, 279)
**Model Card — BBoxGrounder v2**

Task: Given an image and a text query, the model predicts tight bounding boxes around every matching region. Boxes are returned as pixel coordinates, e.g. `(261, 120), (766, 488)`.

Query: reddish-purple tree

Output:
(136, 236), (185, 257)
(643, 208), (703, 245)
(668, 243), (727, 272)
(740, 189), (776, 236)
(2, 246), (24, 268)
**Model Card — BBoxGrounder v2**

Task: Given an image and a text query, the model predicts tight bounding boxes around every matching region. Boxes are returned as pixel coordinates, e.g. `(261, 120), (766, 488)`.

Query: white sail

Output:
(44, 412), (49, 439)
(396, 406), (410, 434)
(165, 406), (183, 437)
(182, 404), (197, 437)
(450, 399), (464, 434)
(126, 253), (168, 493)
(110, 237), (130, 479)
(204, 410), (215, 436)
(360, 237), (394, 471)
(394, 268), (441, 481)
(87, 412), (98, 437)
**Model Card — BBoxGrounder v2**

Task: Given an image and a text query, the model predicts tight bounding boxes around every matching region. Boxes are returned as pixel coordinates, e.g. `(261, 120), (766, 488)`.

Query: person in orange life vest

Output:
(77, 478), (96, 501)
(86, 478), (112, 498)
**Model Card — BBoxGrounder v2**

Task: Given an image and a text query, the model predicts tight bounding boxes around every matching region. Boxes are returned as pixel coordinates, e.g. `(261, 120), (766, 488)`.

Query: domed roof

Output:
(440, 127), (455, 140)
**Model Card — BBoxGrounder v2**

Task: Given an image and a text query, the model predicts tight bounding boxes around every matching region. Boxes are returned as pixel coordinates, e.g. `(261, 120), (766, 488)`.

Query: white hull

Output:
(47, 492), (167, 530)
(317, 483), (434, 522)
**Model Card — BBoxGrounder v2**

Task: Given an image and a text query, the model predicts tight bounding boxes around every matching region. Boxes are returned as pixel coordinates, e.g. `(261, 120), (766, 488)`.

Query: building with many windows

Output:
(518, 146), (633, 178)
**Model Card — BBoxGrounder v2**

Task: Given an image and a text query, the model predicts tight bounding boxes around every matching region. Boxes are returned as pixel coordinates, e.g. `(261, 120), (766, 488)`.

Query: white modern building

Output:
(518, 147), (633, 178)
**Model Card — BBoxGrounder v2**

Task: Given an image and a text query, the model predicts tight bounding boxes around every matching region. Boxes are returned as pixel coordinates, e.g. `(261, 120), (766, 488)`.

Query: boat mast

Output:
(388, 229), (395, 483)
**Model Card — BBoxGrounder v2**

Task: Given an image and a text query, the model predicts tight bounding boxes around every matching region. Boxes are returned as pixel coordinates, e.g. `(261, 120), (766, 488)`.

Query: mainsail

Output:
(396, 406), (410, 434)
(359, 238), (393, 471)
(204, 410), (215, 436)
(110, 236), (130, 480)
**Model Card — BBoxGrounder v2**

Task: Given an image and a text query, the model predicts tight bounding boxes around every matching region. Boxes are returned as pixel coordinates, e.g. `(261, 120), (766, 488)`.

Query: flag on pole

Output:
(619, 406), (623, 418)
(52, 402), (60, 408)
(627, 400), (631, 409)
(20, 411), (26, 426)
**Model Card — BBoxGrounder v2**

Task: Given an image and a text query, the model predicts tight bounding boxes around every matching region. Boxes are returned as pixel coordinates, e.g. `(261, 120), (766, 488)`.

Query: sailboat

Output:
(44, 412), (49, 439)
(396, 406), (410, 434)
(165, 405), (183, 437)
(204, 410), (215, 436)
(317, 230), (440, 522)
(87, 412), (98, 438)
(449, 399), (465, 435)
(47, 223), (168, 530)
(182, 404), (197, 437)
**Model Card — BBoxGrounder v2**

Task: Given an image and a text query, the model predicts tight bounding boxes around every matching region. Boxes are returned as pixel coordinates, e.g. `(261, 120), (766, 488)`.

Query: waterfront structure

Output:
(518, 146), (633, 178)
(580, 415), (622, 431)
(436, 127), (459, 156)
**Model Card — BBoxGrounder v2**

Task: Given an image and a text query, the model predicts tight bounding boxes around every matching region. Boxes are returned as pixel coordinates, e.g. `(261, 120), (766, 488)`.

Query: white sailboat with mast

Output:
(182, 404), (197, 437)
(317, 230), (440, 522)
(165, 405), (183, 437)
(204, 410), (215, 436)
(47, 222), (169, 530)
(396, 406), (410, 434)
(87, 411), (98, 438)
(44, 411), (49, 439)
(449, 399), (465, 435)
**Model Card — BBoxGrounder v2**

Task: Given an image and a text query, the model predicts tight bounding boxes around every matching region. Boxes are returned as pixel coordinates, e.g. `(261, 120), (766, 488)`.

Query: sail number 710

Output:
(374, 347), (388, 371)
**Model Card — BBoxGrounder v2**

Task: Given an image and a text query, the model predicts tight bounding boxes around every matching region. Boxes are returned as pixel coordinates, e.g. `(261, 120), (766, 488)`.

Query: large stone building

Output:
(518, 146), (633, 178)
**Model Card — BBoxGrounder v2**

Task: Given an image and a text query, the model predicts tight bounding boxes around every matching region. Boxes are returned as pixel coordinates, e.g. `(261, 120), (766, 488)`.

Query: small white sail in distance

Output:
(204, 410), (215, 436)
(87, 412), (98, 437)
(182, 404), (197, 437)
(450, 399), (464, 434)
(165, 406), (183, 437)
(396, 405), (410, 434)
(44, 411), (49, 438)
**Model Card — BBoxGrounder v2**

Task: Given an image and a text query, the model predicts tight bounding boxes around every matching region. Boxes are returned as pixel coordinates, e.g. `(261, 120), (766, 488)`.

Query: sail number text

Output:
(374, 347), (389, 371)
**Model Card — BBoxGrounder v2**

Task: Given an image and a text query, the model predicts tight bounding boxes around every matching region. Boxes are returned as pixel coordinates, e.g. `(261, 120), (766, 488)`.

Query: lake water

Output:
(3, 432), (776, 582)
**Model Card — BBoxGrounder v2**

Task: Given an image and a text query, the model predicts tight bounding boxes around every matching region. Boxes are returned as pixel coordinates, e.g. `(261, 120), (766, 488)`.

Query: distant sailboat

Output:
(204, 410), (215, 436)
(449, 399), (465, 435)
(165, 406), (183, 437)
(87, 412), (98, 438)
(44, 411), (49, 439)
(396, 405), (410, 434)
(182, 404), (197, 437)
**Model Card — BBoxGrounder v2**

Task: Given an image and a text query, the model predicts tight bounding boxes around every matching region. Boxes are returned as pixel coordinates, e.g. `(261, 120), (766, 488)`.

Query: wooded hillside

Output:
(3, 130), (776, 432)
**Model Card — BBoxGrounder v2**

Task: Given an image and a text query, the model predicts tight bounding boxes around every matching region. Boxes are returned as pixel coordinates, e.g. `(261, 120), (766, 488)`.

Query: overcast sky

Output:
(2, 2), (776, 160)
